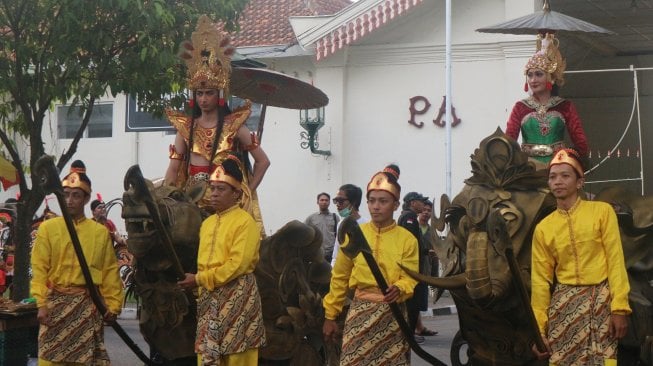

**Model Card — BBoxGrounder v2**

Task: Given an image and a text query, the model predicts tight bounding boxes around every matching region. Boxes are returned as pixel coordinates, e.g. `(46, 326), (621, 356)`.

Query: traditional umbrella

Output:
(230, 67), (329, 141)
(476, 0), (615, 35)
(0, 155), (19, 191)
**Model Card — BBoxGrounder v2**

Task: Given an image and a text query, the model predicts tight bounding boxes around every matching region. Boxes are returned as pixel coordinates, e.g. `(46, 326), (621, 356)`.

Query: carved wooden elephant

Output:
(122, 170), (331, 365)
(406, 129), (653, 365)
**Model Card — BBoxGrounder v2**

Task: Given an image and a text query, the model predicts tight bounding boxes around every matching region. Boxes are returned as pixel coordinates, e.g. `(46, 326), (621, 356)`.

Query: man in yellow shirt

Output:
(323, 164), (418, 365)
(177, 156), (266, 365)
(31, 160), (123, 365)
(531, 149), (631, 365)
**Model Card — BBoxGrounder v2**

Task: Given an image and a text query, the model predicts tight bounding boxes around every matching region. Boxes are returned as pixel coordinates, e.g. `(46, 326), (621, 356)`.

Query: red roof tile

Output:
(231, 0), (352, 47)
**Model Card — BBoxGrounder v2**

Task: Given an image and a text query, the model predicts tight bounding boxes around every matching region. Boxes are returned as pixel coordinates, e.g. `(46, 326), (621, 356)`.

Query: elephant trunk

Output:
(466, 231), (493, 302)
(399, 264), (467, 289)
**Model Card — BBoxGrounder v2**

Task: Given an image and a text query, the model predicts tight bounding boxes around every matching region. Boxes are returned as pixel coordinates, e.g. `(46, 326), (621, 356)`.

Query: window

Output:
(57, 103), (113, 139)
(125, 96), (175, 133)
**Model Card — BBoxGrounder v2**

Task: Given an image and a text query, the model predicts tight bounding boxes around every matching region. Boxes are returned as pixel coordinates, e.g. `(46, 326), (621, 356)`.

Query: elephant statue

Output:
(121, 167), (331, 365)
(594, 186), (653, 364)
(122, 175), (204, 365)
(406, 128), (653, 365)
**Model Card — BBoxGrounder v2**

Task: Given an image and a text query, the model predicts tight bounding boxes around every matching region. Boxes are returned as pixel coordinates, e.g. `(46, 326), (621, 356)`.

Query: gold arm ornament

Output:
(169, 144), (185, 160)
(243, 132), (260, 151)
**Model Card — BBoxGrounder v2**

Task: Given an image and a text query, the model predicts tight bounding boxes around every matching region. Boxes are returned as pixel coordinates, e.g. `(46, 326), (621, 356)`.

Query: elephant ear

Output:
(594, 186), (653, 269)
(186, 182), (207, 204)
(431, 194), (451, 232)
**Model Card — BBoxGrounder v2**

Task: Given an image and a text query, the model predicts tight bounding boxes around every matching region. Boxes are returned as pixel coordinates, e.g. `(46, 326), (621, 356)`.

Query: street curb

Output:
(431, 305), (457, 316)
(118, 307), (138, 320)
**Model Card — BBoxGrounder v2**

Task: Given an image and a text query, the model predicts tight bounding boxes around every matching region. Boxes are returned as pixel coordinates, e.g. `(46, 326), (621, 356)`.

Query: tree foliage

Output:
(0, 0), (248, 300)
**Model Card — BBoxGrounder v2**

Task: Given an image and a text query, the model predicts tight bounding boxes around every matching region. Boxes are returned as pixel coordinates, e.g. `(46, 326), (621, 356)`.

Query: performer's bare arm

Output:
(164, 132), (187, 185)
(237, 125), (270, 191)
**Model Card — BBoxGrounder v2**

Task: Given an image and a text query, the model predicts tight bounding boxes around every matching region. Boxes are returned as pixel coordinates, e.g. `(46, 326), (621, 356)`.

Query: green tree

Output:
(0, 0), (248, 301)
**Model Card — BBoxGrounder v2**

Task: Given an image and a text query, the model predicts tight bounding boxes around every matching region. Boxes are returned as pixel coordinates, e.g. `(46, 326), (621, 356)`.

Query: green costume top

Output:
(506, 96), (588, 163)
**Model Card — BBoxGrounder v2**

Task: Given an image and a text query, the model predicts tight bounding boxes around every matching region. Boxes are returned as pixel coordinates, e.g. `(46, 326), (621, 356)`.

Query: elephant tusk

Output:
(398, 264), (467, 289)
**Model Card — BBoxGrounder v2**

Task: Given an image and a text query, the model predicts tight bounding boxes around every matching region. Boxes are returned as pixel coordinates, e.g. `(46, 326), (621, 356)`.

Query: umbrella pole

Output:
(257, 104), (268, 143)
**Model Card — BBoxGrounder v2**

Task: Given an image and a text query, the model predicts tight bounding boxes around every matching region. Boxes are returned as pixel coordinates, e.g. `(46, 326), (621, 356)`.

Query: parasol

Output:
(230, 67), (329, 141)
(231, 67), (328, 110)
(476, 0), (615, 35)
(0, 155), (19, 191)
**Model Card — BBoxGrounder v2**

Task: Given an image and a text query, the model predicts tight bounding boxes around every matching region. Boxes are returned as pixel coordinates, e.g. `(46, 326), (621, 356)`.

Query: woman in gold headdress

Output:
(506, 33), (589, 165)
(164, 15), (269, 233)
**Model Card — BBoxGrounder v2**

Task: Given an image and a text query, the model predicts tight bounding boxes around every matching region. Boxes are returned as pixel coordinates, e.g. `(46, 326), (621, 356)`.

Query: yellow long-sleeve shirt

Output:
(195, 205), (260, 291)
(531, 198), (631, 335)
(323, 221), (419, 320)
(30, 217), (124, 314)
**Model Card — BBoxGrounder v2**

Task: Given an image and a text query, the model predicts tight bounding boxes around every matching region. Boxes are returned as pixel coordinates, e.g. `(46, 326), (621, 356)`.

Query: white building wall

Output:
(254, 57), (346, 234)
(2, 0), (544, 235)
(35, 95), (177, 230)
(290, 0), (536, 219)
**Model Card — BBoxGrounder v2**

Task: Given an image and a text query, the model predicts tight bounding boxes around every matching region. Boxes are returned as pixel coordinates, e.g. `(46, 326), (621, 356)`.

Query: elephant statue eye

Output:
(467, 196), (489, 225)
(496, 201), (524, 237)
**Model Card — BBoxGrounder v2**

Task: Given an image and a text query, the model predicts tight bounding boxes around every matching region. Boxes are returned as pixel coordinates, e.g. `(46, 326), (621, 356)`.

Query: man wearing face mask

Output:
(330, 184), (367, 268)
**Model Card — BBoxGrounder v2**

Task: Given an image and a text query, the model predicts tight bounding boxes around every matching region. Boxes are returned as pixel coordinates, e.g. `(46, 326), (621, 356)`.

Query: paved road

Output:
(105, 295), (463, 366)
(104, 308), (151, 366)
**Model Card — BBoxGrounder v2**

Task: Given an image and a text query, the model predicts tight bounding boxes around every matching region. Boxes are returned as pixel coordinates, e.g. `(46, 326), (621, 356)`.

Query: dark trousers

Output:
(407, 283), (428, 331)
(407, 297), (419, 332)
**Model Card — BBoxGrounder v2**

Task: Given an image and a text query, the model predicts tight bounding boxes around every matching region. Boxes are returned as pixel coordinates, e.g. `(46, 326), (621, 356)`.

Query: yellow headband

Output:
(549, 149), (584, 178)
(209, 165), (241, 189)
(62, 172), (91, 194)
(366, 171), (400, 200)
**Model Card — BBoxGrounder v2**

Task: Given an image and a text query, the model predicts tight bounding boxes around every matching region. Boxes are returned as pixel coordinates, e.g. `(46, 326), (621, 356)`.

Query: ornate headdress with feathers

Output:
(179, 15), (235, 104)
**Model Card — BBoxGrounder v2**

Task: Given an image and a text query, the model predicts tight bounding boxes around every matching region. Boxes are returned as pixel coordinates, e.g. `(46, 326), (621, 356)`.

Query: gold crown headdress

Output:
(524, 33), (566, 88)
(366, 166), (401, 200)
(209, 155), (242, 189)
(549, 148), (584, 178)
(62, 162), (92, 194)
(179, 15), (235, 103)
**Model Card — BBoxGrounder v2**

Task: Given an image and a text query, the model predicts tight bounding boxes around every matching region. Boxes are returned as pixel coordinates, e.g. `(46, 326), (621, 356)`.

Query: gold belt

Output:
(521, 142), (565, 157)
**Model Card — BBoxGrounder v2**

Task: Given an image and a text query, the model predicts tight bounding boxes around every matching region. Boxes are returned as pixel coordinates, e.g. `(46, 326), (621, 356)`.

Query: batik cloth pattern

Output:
(547, 281), (616, 366)
(195, 272), (266, 364)
(38, 287), (110, 365)
(340, 296), (409, 366)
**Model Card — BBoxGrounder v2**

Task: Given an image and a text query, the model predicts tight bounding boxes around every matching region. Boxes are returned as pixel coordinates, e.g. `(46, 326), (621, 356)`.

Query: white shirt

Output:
(330, 216), (369, 268)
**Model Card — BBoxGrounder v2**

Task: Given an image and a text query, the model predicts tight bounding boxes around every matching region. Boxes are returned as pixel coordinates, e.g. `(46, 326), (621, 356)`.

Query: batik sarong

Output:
(547, 281), (616, 365)
(38, 286), (109, 365)
(340, 291), (410, 366)
(196, 272), (266, 365)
